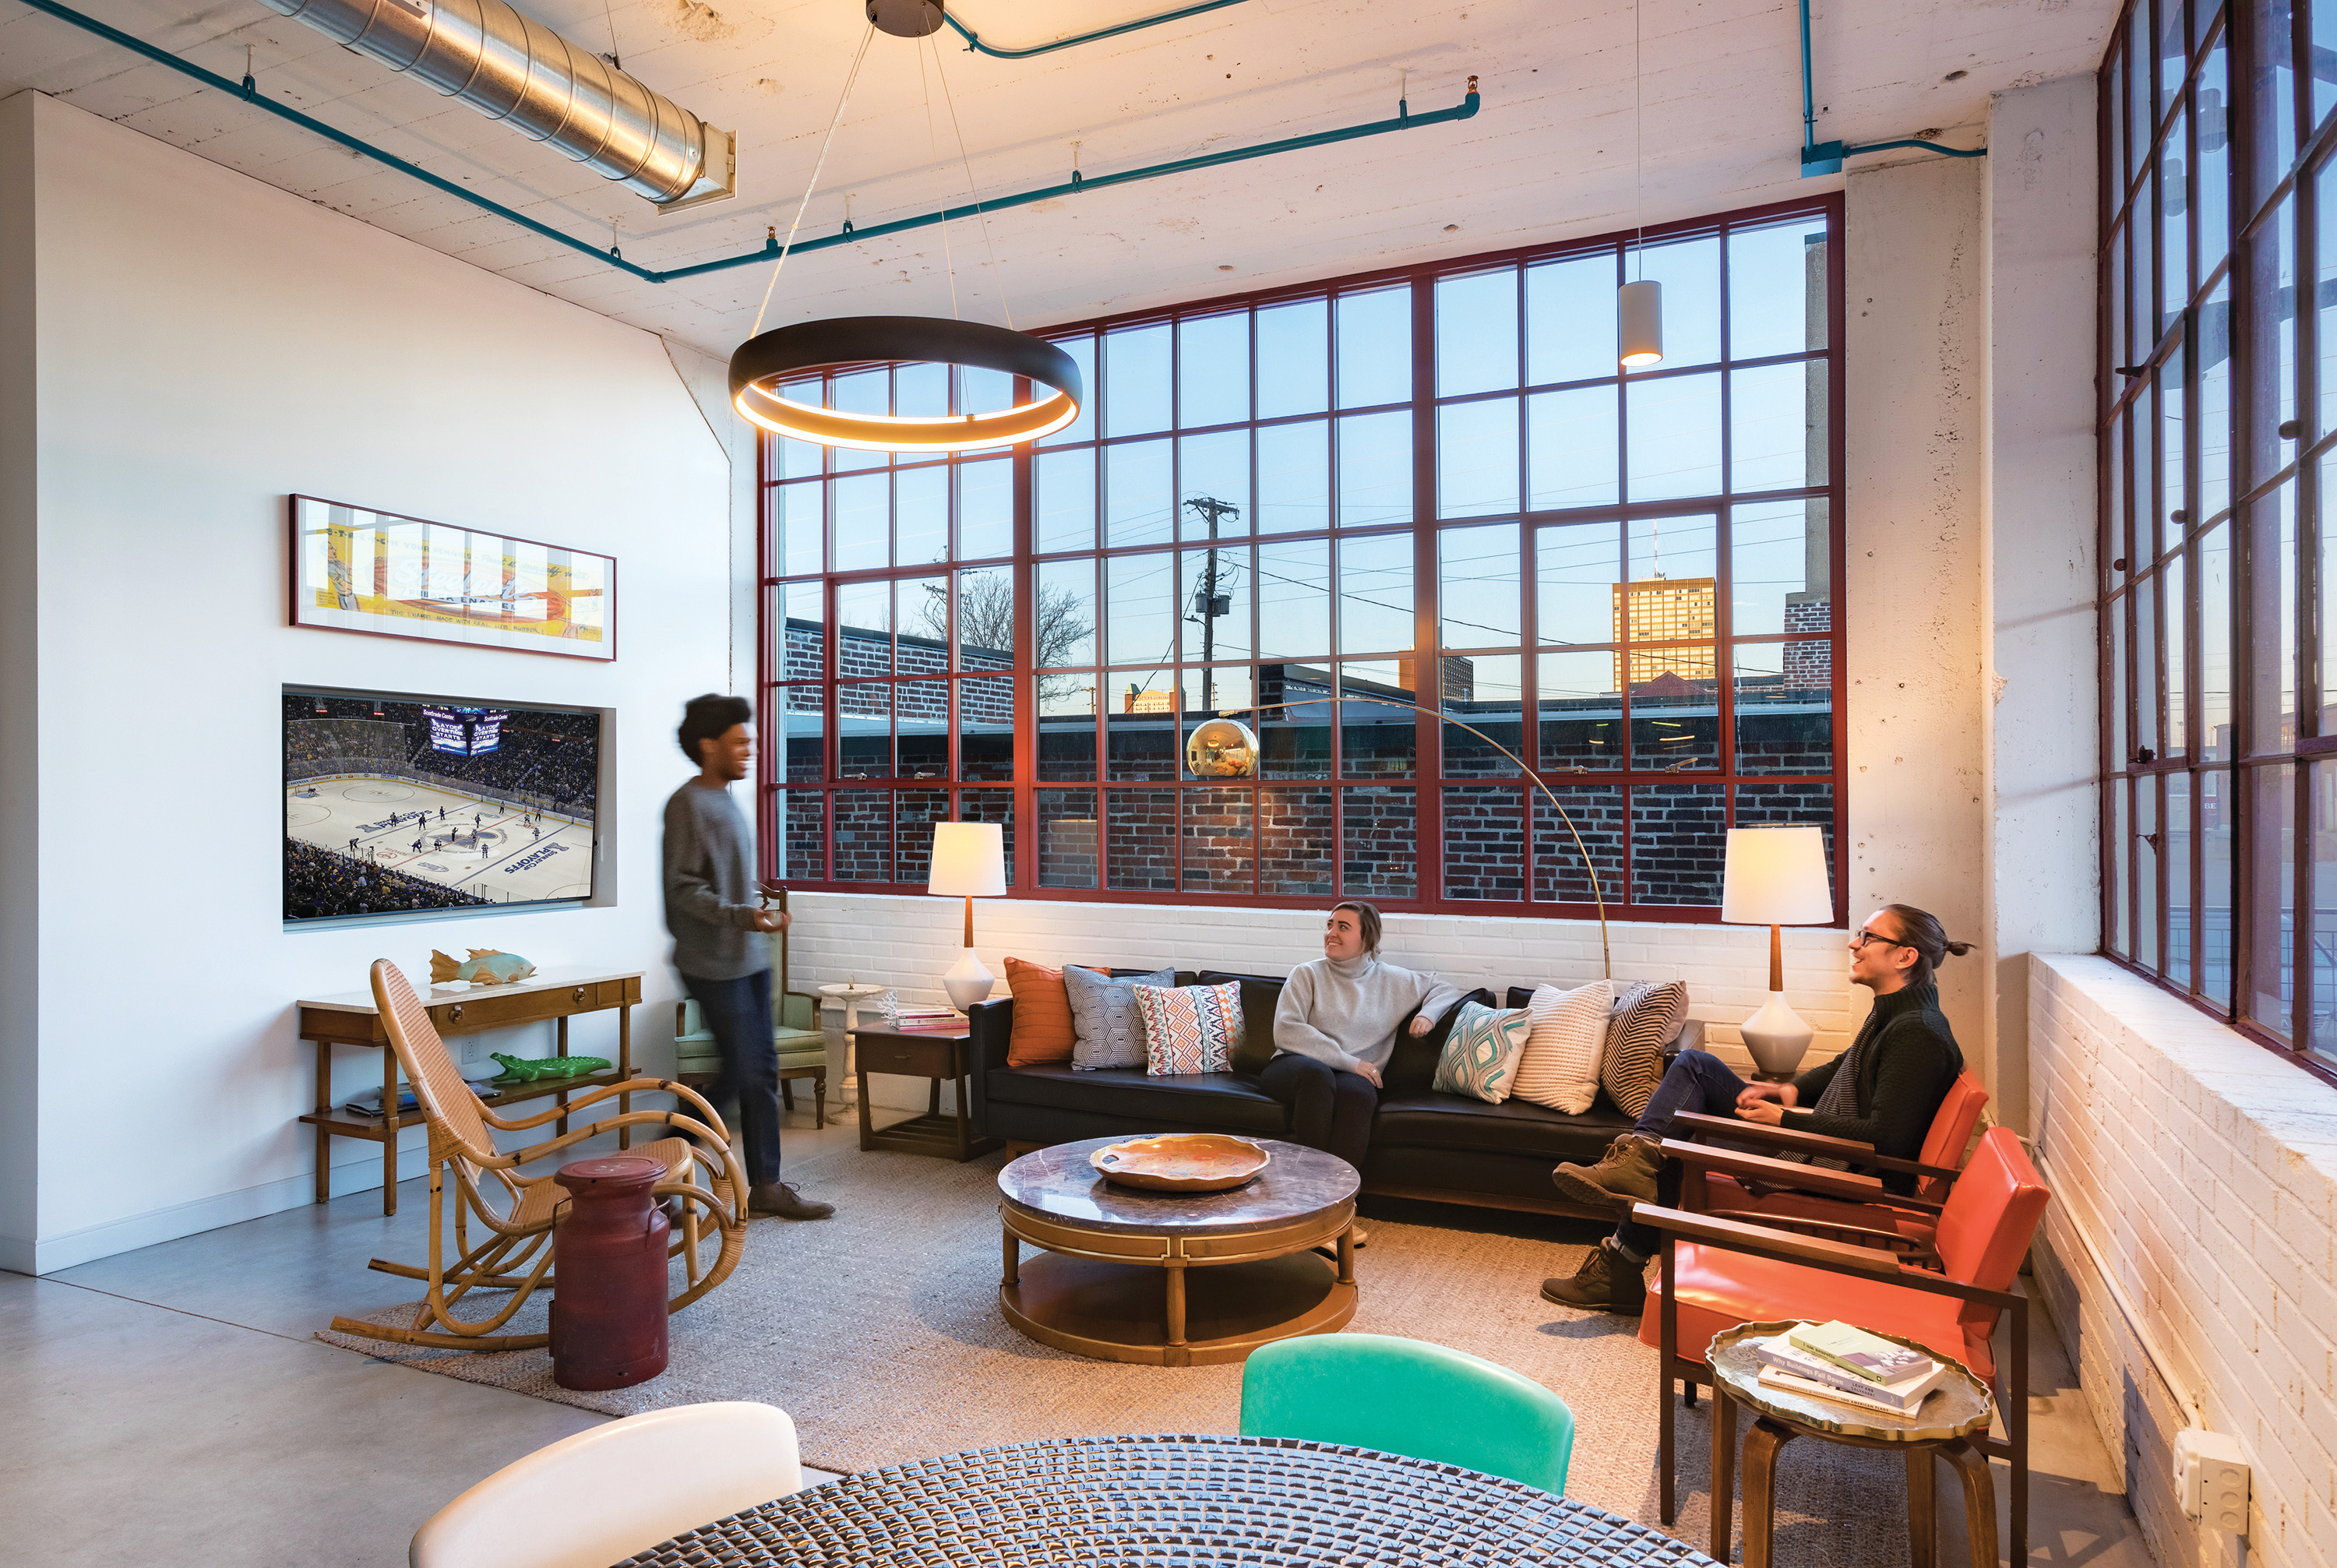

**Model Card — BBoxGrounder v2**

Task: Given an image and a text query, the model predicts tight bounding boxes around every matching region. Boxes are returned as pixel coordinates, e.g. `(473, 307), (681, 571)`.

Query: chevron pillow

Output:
(1134, 981), (1245, 1076)
(1430, 999), (1535, 1105)
(1602, 979), (1690, 1117)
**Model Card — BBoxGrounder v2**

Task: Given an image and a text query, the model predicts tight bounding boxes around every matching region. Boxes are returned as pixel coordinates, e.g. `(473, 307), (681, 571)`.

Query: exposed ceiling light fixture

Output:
(728, 2), (1084, 453)
(1617, 0), (1663, 368)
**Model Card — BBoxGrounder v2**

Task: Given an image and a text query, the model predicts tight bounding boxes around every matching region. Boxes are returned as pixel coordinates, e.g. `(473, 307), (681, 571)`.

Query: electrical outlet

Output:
(2174, 1429), (2251, 1535)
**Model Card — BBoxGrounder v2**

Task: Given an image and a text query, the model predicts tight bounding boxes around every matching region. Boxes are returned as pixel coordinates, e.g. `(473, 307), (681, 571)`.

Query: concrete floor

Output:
(1, 1113), (2152, 1567)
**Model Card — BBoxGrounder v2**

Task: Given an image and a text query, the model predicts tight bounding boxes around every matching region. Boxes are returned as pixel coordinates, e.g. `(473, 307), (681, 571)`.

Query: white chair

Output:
(409, 1401), (803, 1568)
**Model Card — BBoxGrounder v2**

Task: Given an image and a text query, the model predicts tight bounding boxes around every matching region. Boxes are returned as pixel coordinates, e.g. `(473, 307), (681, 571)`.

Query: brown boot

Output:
(1549, 1134), (1662, 1213)
(1539, 1239), (1648, 1314)
(748, 1182), (834, 1220)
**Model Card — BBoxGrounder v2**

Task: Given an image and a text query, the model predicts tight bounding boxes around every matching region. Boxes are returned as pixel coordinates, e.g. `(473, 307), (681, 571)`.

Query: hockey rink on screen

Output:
(285, 777), (594, 902)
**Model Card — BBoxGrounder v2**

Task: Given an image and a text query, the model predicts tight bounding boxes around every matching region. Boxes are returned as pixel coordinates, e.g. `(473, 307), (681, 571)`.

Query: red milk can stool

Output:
(551, 1155), (671, 1390)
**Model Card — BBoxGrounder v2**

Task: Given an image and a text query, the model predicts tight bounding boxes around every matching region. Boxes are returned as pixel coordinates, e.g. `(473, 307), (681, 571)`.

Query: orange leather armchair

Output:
(1632, 1127), (2049, 1567)
(1667, 1070), (1990, 1256)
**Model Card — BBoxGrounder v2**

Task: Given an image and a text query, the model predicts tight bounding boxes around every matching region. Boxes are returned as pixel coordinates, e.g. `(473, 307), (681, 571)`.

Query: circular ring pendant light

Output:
(730, 315), (1083, 453)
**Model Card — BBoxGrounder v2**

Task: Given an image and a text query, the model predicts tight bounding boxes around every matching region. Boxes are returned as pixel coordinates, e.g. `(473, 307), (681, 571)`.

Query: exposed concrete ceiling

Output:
(0, 0), (2117, 358)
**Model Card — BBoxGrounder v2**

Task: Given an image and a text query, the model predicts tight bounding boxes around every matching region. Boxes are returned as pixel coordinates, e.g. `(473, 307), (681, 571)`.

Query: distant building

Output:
(1612, 576), (1718, 688)
(1123, 685), (1176, 714)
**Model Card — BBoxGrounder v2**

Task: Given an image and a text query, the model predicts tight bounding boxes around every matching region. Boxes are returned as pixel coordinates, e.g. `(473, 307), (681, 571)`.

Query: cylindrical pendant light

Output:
(1618, 278), (1664, 367)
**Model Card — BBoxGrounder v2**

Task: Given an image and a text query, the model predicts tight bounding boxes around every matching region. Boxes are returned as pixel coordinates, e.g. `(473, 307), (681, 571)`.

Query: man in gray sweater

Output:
(665, 694), (832, 1221)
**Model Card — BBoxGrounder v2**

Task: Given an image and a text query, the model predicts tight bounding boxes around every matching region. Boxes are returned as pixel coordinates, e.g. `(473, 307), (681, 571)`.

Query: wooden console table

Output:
(296, 967), (643, 1214)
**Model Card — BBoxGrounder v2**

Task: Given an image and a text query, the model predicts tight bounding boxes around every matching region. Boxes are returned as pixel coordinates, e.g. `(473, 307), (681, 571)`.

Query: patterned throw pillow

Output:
(1601, 980), (1690, 1117)
(1063, 965), (1178, 1070)
(1134, 981), (1245, 1076)
(1430, 999), (1535, 1105)
(1508, 980), (1616, 1114)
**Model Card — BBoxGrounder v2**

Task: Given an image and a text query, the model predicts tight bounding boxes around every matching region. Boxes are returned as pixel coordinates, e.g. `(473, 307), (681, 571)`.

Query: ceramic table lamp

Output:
(1719, 825), (1834, 1077)
(929, 821), (1007, 1009)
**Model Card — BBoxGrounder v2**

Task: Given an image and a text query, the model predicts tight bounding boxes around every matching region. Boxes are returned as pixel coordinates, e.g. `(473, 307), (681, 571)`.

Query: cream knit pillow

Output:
(1508, 980), (1615, 1113)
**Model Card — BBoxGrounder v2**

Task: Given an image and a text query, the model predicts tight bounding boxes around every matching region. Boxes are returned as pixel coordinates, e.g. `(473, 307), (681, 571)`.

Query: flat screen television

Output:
(284, 686), (601, 923)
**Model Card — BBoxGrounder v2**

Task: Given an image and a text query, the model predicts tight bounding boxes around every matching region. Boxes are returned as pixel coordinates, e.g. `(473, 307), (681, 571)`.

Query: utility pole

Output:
(1182, 495), (1241, 713)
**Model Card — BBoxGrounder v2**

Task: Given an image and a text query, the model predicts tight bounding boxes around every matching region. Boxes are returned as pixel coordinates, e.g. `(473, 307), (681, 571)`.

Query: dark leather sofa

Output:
(966, 967), (1701, 1218)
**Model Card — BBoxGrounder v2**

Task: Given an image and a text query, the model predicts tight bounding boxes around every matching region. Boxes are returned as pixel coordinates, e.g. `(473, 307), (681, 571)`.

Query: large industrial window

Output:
(761, 198), (1844, 921)
(2098, 0), (2337, 1072)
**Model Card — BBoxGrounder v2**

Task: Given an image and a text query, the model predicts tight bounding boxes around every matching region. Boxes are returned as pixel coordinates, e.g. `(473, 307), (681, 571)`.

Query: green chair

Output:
(673, 888), (828, 1125)
(1238, 1334), (1575, 1495)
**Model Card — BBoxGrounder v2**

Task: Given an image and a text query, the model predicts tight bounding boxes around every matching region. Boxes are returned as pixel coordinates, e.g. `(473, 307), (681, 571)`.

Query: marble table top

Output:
(998, 1136), (1358, 1235)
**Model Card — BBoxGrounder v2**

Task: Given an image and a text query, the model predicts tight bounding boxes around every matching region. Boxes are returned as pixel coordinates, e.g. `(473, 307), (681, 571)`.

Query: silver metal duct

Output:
(253, 0), (734, 209)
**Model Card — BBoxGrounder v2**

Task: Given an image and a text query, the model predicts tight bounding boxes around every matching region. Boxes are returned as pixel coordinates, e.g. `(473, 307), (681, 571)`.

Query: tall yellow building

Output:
(1611, 576), (1718, 688)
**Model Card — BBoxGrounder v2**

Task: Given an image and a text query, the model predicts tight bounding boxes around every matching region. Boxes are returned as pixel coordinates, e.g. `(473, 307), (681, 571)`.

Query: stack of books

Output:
(1751, 1320), (1955, 1418)
(890, 1002), (968, 1030)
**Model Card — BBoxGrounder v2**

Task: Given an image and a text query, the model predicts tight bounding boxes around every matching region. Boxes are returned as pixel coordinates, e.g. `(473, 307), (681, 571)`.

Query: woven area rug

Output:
(319, 1142), (1932, 1564)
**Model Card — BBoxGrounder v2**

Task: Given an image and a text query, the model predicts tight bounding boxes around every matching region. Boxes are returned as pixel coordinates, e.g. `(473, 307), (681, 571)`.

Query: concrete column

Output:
(1982, 76), (2101, 1134)
(1843, 152), (1990, 1055)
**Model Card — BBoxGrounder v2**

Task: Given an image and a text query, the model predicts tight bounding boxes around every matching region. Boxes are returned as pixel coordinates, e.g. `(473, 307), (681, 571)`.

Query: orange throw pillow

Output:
(1005, 957), (1087, 1067)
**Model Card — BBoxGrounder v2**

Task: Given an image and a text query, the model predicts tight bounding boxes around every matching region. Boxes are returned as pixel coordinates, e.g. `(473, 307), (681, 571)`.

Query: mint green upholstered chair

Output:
(672, 887), (828, 1124)
(1239, 1334), (1575, 1495)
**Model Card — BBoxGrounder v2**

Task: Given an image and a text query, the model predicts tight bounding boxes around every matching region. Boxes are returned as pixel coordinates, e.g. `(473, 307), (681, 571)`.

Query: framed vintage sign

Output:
(288, 496), (616, 661)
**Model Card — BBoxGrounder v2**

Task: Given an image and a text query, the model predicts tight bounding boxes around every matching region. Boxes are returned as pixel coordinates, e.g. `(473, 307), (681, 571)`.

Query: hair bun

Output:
(1944, 939), (1974, 958)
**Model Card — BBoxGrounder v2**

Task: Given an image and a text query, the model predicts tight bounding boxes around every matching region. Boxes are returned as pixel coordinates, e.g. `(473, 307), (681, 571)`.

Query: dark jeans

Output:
(679, 967), (781, 1187)
(1613, 1048), (1753, 1259)
(1258, 1052), (1378, 1173)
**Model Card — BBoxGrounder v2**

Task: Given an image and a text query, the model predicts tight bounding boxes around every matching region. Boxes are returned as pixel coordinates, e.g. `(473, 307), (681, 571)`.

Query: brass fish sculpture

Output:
(490, 1052), (610, 1083)
(430, 949), (538, 986)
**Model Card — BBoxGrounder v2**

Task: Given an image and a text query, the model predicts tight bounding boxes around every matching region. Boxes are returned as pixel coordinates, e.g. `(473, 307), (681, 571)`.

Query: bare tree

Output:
(912, 576), (1092, 703)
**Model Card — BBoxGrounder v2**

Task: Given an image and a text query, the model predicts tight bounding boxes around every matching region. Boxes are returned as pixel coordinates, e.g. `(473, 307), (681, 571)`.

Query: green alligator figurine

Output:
(489, 1052), (611, 1083)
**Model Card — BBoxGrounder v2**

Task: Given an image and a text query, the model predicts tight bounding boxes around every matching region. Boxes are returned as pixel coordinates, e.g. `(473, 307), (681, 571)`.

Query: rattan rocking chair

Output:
(327, 960), (749, 1352)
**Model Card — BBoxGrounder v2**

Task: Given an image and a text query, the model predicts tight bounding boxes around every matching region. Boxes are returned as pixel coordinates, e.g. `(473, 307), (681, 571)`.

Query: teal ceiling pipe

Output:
(15, 0), (1478, 286)
(942, 0), (1251, 60)
(657, 76), (1482, 282)
(1796, 0), (1985, 176)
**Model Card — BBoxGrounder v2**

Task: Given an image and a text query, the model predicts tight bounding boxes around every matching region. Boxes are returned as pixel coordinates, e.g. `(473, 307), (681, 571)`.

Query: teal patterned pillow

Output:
(1430, 999), (1535, 1105)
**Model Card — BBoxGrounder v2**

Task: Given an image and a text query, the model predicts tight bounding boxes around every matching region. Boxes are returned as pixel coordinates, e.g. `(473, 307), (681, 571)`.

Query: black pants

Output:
(1258, 1052), (1378, 1173)
(679, 967), (781, 1186)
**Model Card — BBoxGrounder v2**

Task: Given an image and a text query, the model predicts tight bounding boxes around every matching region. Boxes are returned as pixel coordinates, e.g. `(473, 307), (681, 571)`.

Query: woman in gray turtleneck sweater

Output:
(1263, 901), (1461, 1175)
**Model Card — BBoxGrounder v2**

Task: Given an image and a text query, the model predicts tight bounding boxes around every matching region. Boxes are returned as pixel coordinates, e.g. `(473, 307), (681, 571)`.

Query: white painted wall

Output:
(0, 90), (734, 1274)
(0, 93), (40, 1260)
(1983, 76), (2103, 1136)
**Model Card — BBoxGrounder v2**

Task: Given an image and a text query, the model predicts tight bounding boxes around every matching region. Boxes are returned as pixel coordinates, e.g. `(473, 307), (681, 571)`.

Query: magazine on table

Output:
(1753, 1333), (1952, 1416)
(1788, 1320), (1937, 1383)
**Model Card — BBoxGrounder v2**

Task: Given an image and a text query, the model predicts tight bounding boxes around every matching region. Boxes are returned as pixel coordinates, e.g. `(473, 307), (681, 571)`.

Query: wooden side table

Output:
(1708, 1321), (1997, 1568)
(851, 1022), (999, 1160)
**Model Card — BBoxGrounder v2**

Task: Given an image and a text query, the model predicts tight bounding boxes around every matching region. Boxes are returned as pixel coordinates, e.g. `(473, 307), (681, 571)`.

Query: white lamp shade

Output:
(1719, 826), (1831, 925)
(928, 821), (1006, 897)
(1618, 278), (1663, 367)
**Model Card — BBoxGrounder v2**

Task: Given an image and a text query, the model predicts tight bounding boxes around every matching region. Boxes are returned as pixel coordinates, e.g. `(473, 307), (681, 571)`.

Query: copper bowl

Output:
(1091, 1134), (1272, 1193)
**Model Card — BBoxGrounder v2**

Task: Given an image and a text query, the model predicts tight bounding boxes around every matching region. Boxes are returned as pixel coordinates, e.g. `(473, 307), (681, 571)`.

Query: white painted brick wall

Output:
(2030, 953), (2337, 1568)
(790, 891), (1867, 1087)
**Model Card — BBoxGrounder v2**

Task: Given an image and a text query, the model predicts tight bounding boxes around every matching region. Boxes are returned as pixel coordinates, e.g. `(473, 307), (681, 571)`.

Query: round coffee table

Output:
(997, 1136), (1358, 1368)
(1708, 1320), (1997, 1568)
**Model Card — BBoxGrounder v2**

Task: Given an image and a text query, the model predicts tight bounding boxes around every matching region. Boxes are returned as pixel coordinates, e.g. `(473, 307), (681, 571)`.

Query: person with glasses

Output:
(1539, 903), (1971, 1313)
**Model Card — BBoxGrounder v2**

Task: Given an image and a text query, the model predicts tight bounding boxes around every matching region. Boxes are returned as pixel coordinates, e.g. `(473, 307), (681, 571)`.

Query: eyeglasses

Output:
(1849, 931), (1911, 950)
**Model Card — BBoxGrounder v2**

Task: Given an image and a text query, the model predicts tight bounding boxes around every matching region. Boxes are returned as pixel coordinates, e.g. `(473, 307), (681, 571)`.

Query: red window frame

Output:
(759, 196), (1848, 923)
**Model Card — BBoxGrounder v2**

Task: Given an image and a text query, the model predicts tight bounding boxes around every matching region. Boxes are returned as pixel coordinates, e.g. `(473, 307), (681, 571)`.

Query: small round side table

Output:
(1708, 1321), (1996, 1568)
(817, 982), (890, 1126)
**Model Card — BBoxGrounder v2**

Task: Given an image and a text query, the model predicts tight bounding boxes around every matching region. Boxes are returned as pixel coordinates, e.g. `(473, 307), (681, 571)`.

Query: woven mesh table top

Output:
(615, 1432), (1716, 1567)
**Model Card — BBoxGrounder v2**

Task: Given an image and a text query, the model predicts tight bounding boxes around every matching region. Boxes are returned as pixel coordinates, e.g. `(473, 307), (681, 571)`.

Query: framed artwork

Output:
(287, 495), (616, 661)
